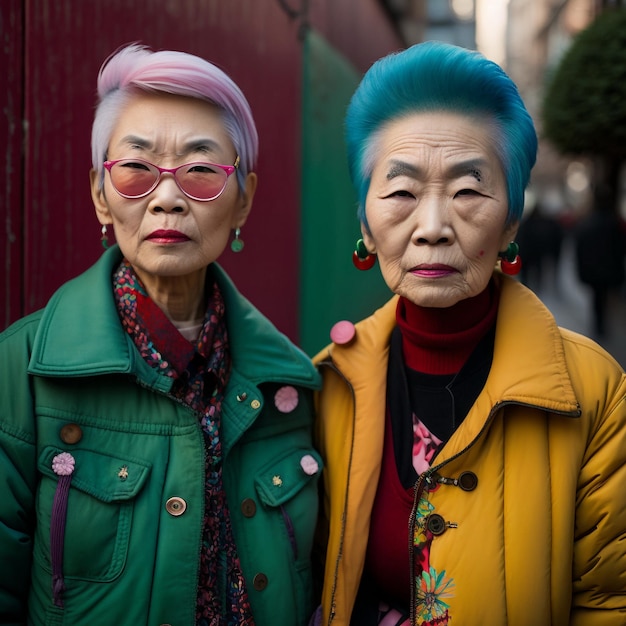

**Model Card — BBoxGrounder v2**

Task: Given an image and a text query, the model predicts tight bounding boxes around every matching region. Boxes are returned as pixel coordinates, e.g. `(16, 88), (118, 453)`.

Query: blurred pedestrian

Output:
(574, 186), (626, 337)
(517, 200), (564, 292)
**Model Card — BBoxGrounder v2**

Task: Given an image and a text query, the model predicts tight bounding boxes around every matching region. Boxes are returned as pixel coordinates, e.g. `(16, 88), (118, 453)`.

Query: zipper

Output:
(408, 472), (429, 625)
(317, 360), (358, 626)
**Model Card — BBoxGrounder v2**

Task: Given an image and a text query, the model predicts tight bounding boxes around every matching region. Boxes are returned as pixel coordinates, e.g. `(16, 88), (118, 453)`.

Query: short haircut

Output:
(346, 41), (537, 226)
(91, 43), (258, 192)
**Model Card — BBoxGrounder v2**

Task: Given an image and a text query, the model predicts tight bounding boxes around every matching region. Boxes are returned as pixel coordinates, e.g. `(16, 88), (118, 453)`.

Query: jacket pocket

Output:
(254, 447), (322, 511)
(253, 448), (323, 622)
(35, 445), (151, 582)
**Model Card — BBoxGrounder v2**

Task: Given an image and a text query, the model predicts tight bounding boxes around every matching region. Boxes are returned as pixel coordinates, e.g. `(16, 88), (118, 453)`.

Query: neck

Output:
(396, 281), (499, 375)
(132, 266), (207, 323)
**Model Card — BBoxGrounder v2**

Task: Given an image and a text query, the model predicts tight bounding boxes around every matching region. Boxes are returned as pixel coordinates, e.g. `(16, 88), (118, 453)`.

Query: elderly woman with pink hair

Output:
(0, 44), (321, 626)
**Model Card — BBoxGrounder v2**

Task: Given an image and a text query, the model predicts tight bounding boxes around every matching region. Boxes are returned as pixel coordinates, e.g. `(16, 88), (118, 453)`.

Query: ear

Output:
(90, 168), (112, 226)
(360, 221), (376, 254)
(231, 172), (258, 229)
(499, 220), (520, 254)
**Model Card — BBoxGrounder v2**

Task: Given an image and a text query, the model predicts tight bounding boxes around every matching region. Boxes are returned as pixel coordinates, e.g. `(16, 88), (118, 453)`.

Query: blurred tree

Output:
(542, 8), (626, 208)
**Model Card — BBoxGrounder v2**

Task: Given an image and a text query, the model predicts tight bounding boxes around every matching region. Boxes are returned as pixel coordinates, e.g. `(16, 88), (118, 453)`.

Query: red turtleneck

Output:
(396, 281), (499, 375)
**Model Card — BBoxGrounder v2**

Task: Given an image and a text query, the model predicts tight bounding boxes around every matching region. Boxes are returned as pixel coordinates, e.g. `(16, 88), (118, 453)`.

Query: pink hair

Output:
(91, 43), (258, 191)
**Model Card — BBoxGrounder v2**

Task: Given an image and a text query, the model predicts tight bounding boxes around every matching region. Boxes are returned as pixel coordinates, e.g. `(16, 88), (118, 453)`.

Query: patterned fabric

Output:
(113, 261), (254, 625)
(411, 439), (454, 626)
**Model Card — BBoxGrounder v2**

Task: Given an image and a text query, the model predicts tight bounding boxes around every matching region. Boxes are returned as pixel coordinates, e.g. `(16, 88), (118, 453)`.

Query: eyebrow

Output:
(385, 158), (490, 183)
(181, 138), (222, 155)
(386, 160), (421, 180)
(117, 135), (222, 156)
(447, 159), (489, 182)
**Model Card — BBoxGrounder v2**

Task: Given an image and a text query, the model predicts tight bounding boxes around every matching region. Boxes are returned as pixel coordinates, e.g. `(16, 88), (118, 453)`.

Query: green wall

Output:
(300, 30), (390, 356)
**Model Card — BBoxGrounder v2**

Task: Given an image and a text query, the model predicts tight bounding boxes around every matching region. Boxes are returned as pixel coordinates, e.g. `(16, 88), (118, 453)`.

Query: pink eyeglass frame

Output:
(103, 155), (240, 201)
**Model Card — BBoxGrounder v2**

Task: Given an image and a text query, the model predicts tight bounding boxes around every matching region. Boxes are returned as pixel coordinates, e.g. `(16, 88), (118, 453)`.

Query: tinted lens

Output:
(110, 160), (159, 197)
(176, 163), (228, 200)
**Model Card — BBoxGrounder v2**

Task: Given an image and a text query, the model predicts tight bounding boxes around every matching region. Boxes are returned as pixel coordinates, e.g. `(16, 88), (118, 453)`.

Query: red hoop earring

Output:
(499, 242), (522, 275)
(352, 238), (376, 270)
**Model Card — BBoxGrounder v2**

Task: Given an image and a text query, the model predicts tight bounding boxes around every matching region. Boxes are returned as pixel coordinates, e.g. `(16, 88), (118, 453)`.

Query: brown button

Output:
(241, 498), (257, 518)
(252, 572), (268, 591)
(427, 514), (447, 536)
(60, 423), (82, 444)
(458, 471), (478, 491)
(165, 497), (187, 516)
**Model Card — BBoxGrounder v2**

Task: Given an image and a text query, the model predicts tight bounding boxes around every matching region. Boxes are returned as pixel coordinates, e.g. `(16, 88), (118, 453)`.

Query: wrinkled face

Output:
(91, 92), (256, 286)
(362, 111), (518, 308)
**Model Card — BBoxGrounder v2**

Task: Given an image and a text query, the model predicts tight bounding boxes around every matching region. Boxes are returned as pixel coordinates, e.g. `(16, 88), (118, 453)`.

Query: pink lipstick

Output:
(411, 264), (457, 278)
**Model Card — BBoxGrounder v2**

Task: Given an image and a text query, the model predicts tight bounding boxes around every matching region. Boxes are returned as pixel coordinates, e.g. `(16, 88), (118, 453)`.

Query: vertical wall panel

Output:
(0, 1), (24, 329)
(299, 31), (391, 356)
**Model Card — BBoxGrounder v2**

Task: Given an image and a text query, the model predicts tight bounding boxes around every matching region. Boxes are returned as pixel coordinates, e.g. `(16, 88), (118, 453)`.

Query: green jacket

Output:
(0, 246), (322, 626)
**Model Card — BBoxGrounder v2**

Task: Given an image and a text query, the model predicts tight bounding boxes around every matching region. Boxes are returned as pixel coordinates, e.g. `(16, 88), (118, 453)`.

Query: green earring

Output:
(500, 241), (519, 263)
(231, 227), (244, 253)
(498, 242), (521, 275)
(352, 238), (376, 270)
(101, 225), (109, 250)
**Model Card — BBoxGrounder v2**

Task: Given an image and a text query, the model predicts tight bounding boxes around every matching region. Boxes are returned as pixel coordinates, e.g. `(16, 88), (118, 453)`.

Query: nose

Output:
(149, 173), (188, 214)
(413, 195), (454, 245)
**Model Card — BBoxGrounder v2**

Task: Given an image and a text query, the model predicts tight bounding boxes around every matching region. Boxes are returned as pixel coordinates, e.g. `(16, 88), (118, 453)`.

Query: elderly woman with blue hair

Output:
(0, 44), (322, 625)
(313, 42), (626, 626)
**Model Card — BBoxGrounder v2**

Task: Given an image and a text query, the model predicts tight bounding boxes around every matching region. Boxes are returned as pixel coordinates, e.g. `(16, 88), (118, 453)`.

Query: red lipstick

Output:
(146, 229), (190, 243)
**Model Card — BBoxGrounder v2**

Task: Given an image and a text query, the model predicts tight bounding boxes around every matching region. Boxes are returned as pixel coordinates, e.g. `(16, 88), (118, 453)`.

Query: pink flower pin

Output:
(52, 452), (75, 476)
(274, 386), (299, 413)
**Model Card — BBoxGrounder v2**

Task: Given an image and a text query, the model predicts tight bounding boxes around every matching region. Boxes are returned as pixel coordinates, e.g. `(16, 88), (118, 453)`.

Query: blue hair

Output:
(346, 41), (537, 225)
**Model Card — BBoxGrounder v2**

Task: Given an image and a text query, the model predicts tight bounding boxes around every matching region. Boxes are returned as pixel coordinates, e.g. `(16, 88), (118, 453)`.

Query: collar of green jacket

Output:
(28, 245), (320, 392)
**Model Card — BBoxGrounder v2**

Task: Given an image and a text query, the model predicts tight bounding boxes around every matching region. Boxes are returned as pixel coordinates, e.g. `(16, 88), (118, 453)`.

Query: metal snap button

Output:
(241, 498), (257, 518)
(253, 572), (268, 591)
(250, 399), (261, 410)
(165, 496), (187, 516)
(60, 423), (83, 444)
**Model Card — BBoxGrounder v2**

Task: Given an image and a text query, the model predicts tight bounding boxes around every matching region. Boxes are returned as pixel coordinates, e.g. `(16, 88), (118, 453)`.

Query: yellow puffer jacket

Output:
(313, 274), (626, 626)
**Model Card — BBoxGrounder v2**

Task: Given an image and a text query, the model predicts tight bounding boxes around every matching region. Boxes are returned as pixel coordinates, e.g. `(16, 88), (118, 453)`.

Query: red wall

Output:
(4, 0), (304, 337)
(310, 0), (402, 73)
(1, 0), (24, 329)
(1, 0), (402, 340)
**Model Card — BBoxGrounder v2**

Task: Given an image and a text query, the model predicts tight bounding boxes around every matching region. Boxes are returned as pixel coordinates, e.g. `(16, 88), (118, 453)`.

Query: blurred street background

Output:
(526, 231), (626, 369)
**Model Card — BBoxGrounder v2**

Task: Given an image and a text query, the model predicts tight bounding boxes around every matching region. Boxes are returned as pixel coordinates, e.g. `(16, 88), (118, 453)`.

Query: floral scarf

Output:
(113, 260), (254, 625)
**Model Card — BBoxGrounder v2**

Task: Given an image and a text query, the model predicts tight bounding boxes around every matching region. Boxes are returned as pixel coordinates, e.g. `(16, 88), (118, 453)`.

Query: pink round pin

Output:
(330, 320), (356, 345)
(300, 454), (319, 476)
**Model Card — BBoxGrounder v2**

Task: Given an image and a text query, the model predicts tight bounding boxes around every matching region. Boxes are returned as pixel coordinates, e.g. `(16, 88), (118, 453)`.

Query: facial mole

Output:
(470, 169), (482, 182)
